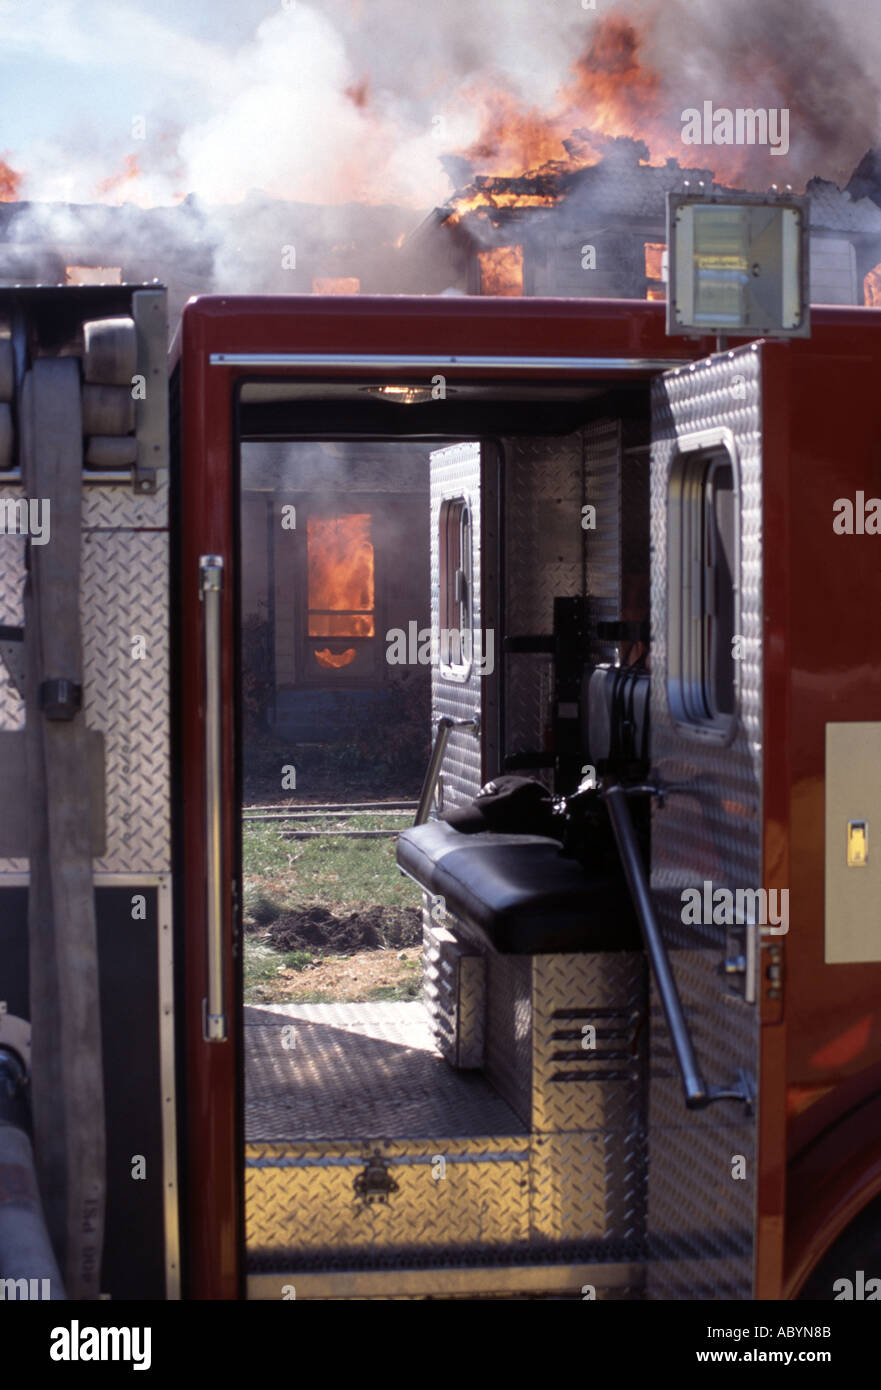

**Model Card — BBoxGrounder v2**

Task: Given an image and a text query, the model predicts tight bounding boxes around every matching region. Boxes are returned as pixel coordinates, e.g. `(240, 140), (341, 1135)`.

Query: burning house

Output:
(399, 137), (881, 304)
(5, 137), (881, 317)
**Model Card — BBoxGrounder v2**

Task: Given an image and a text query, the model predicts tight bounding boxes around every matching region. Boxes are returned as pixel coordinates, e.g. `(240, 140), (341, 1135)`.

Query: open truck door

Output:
(176, 289), (881, 1303)
(637, 340), (790, 1298)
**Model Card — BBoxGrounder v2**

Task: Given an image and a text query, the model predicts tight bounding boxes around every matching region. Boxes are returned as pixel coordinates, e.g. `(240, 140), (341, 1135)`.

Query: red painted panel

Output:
(179, 302), (240, 1299)
(776, 316), (881, 1289)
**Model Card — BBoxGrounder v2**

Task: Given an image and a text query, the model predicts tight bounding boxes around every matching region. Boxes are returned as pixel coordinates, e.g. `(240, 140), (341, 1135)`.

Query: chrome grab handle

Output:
(602, 782), (752, 1111)
(414, 716), (480, 825)
(200, 555), (227, 1042)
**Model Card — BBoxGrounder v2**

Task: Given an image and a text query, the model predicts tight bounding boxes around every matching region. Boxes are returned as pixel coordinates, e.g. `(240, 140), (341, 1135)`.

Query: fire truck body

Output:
(2, 287), (881, 1300)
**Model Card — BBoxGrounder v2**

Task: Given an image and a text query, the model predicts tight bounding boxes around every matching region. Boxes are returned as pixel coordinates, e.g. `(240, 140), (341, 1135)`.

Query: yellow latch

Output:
(847, 820), (868, 868)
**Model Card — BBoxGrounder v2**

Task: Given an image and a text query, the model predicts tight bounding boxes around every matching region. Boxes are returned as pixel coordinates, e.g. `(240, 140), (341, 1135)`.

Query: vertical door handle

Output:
(200, 555), (227, 1042)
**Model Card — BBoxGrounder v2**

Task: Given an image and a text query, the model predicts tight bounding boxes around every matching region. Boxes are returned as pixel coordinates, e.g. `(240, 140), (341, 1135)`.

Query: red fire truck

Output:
(2, 244), (881, 1301)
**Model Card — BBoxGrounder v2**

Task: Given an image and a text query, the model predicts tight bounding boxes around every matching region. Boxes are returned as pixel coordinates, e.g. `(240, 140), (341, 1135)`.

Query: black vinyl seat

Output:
(397, 820), (640, 955)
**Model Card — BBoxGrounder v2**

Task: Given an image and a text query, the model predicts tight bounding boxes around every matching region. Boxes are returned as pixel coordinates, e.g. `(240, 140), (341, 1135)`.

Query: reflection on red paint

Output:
(810, 1016), (872, 1070)
(786, 1083), (836, 1118)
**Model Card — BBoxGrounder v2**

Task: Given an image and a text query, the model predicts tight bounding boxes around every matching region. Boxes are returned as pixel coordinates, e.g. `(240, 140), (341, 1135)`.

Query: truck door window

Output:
(668, 446), (739, 737)
(439, 497), (472, 678)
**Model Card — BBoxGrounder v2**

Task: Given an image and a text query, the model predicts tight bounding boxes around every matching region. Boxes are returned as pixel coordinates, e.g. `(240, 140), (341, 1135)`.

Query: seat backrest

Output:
(581, 664), (650, 775)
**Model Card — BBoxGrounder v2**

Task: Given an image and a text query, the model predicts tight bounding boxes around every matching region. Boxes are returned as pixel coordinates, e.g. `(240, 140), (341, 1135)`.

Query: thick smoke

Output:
(5, 1), (879, 206)
(1, 0), (880, 294)
(647, 0), (881, 189)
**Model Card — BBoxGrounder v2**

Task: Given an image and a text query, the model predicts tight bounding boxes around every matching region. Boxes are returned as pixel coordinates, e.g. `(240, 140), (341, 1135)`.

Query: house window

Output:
(307, 513), (374, 671)
(645, 241), (667, 301)
(439, 497), (472, 678)
(667, 442), (739, 737)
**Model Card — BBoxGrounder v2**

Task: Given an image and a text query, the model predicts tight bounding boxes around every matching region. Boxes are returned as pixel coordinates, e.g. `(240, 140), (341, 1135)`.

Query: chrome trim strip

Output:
(157, 872), (181, 1300)
(0, 872), (165, 886)
(199, 554), (227, 1043)
(210, 353), (689, 372)
(248, 1263), (642, 1299)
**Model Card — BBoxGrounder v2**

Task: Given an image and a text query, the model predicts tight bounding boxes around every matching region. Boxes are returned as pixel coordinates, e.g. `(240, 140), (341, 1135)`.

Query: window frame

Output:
(298, 504), (379, 684)
(666, 428), (742, 742)
(438, 494), (474, 682)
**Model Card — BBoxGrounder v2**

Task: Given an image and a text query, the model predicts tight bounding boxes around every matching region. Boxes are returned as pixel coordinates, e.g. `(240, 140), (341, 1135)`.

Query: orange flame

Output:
(864, 264), (881, 307)
(478, 245), (524, 295)
(445, 12), (800, 224)
(312, 277), (361, 294)
(314, 648), (357, 670)
(95, 152), (141, 202)
(307, 514), (375, 639)
(0, 156), (22, 202)
(644, 242), (666, 281)
(447, 189), (555, 227)
(447, 16), (667, 222)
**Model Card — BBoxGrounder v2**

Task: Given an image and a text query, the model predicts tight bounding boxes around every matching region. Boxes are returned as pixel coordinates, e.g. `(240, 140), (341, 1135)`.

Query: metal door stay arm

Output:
(602, 781), (754, 1112)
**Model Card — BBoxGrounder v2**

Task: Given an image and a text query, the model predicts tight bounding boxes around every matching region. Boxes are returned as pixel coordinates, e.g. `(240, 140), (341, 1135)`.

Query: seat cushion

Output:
(397, 820), (640, 955)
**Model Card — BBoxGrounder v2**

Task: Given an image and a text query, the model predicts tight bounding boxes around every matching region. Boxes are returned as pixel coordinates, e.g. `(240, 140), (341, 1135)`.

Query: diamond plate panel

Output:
(483, 950), (533, 1127)
(246, 1135), (531, 1260)
(584, 419), (622, 664)
(532, 952), (647, 1133)
(583, 424), (651, 667)
(647, 346), (763, 1299)
(422, 913), (461, 1063)
(81, 479), (167, 531)
(530, 1131), (647, 1243)
(430, 443), (483, 809)
(502, 433), (585, 785)
(0, 498), (169, 876)
(83, 529), (170, 874)
(245, 1001), (524, 1141)
(416, 914), (485, 1068)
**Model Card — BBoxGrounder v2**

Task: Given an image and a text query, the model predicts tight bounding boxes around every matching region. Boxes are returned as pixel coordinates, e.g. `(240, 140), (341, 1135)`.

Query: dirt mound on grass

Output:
(266, 904), (422, 955)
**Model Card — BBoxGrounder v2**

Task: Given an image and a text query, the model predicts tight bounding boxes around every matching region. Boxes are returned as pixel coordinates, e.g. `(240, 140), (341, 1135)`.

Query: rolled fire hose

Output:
(0, 1031), (65, 1298)
(22, 357), (106, 1300)
(0, 337), (12, 471)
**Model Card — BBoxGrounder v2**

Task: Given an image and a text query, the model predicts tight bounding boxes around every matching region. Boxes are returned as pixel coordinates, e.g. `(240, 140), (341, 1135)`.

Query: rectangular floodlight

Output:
(666, 191), (810, 338)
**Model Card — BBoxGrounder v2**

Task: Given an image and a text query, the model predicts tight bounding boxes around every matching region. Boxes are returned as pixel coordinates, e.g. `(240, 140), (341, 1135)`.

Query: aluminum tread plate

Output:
(246, 1133), (531, 1260)
(84, 529), (170, 874)
(647, 347), (763, 1299)
(0, 493), (170, 877)
(244, 1001), (527, 1141)
(502, 433), (585, 784)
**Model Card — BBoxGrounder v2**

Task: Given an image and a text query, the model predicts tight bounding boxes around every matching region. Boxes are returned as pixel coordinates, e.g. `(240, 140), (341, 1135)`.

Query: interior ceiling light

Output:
(365, 384), (438, 404)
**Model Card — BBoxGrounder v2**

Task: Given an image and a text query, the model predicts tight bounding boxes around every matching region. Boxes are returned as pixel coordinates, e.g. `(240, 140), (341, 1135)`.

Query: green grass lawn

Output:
(242, 812), (424, 1004)
(242, 811), (423, 922)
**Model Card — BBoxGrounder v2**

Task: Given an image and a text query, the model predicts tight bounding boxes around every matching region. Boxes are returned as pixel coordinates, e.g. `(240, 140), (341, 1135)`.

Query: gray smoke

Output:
(1, 0), (879, 297)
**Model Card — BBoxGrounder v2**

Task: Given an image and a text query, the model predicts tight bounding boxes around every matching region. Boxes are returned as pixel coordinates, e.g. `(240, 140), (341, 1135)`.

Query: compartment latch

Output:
(354, 1151), (399, 1204)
